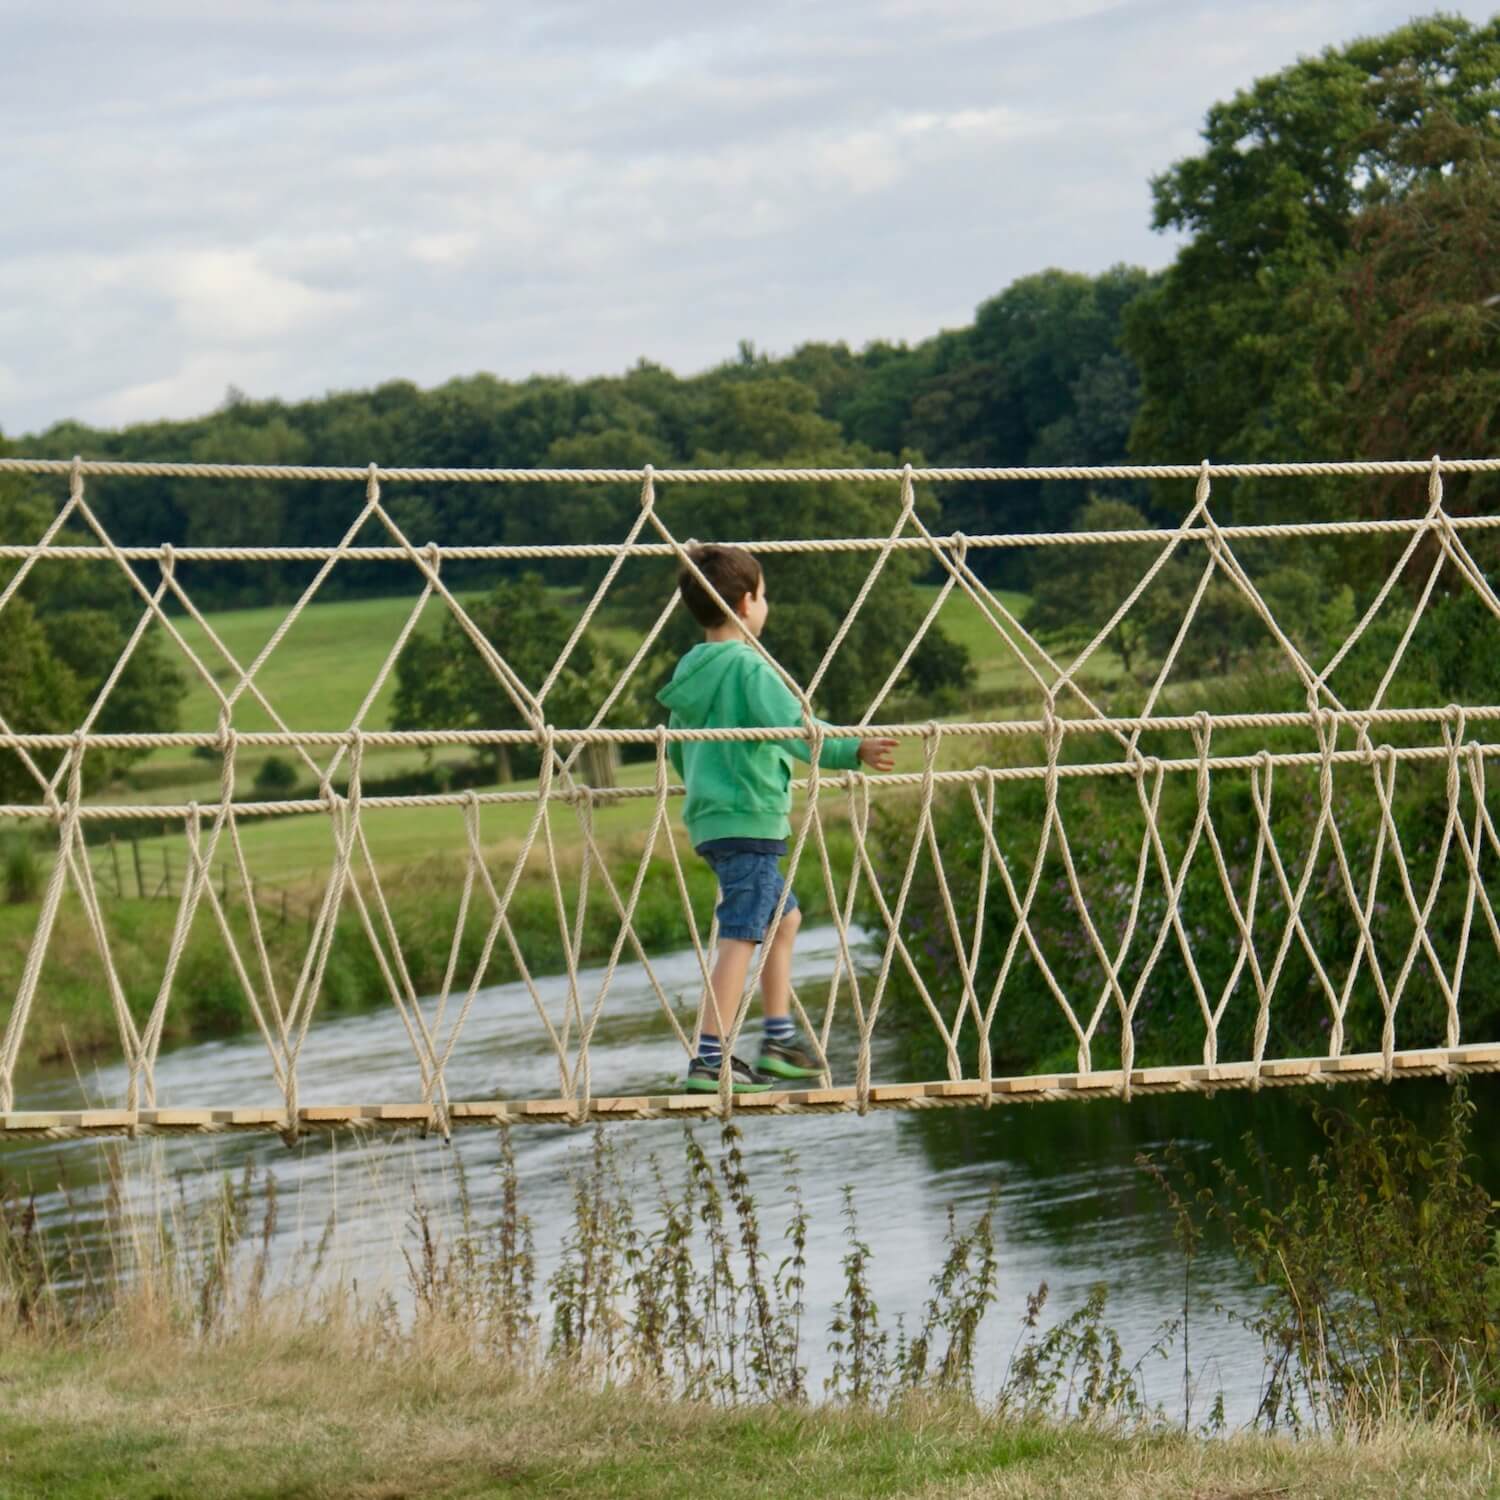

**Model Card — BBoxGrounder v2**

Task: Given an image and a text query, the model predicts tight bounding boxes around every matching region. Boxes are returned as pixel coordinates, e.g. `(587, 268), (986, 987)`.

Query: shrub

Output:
(251, 756), (299, 800)
(3, 835), (39, 904)
(861, 663), (1500, 1080)
(1143, 1085), (1500, 1432)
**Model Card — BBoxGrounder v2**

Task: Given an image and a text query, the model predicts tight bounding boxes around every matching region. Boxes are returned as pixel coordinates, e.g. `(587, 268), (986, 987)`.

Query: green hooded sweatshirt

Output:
(656, 641), (862, 848)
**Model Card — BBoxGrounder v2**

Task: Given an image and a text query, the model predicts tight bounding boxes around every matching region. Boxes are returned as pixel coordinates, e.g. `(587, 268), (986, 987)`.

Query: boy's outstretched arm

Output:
(741, 656), (895, 771)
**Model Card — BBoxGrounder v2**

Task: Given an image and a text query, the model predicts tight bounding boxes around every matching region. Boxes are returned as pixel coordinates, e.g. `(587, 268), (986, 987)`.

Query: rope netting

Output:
(2, 454), (1500, 1141)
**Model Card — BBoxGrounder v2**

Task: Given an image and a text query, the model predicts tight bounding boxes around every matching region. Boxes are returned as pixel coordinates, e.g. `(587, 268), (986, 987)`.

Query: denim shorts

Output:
(700, 847), (799, 944)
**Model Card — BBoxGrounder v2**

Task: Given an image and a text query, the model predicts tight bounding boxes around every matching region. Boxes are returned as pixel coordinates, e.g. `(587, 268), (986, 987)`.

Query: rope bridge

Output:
(2, 454), (1499, 1141)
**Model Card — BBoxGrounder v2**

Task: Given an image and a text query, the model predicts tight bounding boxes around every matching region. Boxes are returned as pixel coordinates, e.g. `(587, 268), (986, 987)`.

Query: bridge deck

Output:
(4, 1044), (1498, 1139)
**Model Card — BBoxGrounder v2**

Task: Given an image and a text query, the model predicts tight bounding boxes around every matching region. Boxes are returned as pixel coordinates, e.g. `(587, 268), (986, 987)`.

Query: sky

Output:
(2, 0), (1492, 437)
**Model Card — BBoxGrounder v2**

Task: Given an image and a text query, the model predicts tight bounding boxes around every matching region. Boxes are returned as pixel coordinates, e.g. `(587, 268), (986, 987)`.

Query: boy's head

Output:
(679, 544), (767, 637)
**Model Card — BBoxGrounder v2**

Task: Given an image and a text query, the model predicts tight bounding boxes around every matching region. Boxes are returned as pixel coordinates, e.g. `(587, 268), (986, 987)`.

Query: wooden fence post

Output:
(131, 836), (145, 899)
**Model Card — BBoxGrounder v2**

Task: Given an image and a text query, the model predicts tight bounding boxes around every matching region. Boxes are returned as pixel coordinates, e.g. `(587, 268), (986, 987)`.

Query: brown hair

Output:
(678, 544), (762, 628)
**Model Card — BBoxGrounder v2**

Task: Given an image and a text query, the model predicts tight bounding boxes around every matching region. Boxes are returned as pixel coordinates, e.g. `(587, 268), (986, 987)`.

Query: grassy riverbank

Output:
(6, 1098), (1497, 1498)
(2, 1335), (1491, 1500)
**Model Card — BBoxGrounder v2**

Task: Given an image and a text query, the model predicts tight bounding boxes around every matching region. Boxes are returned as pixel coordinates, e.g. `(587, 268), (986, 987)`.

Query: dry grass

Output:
(4, 1126), (1496, 1500)
(2, 1318), (1495, 1499)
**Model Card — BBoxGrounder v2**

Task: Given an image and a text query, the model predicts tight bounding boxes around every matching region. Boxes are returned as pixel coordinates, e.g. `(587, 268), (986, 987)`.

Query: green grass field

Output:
(97, 758), (688, 895)
(2, 1337), (1491, 1500)
(125, 589), (640, 802)
(28, 576), (1134, 894)
(7, 574), (1140, 915)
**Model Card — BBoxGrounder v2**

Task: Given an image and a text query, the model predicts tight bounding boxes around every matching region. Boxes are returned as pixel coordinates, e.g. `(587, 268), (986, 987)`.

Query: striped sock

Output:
(763, 1016), (796, 1045)
(697, 1032), (723, 1065)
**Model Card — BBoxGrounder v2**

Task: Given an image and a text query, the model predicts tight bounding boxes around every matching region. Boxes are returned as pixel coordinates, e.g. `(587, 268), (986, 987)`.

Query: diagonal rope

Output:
(2, 454), (1499, 1136)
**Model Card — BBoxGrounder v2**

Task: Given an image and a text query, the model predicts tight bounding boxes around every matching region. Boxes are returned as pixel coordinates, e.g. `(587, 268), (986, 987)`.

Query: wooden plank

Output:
(449, 1102), (509, 1122)
(515, 1097), (575, 1118)
(1068, 1071), (1124, 1092)
(1388, 1052), (1440, 1071)
(1, 1112), (65, 1130)
(993, 1074), (1063, 1094)
(1132, 1067), (1186, 1087)
(867, 1082), (927, 1104)
(1320, 1053), (1380, 1074)
(726, 1092), (782, 1111)
(785, 1087), (845, 1107)
(930, 1081), (990, 1099)
(1262, 1058), (1317, 1078)
(586, 1095), (659, 1115)
(139, 1109), (215, 1127)
(1455, 1044), (1500, 1063)
(665, 1093), (716, 1113)
(367, 1104), (433, 1123)
(223, 1108), (287, 1126)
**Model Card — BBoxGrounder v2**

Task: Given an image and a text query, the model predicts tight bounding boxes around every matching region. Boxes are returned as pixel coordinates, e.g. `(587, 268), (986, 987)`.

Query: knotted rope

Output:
(1, 454), (1498, 1135)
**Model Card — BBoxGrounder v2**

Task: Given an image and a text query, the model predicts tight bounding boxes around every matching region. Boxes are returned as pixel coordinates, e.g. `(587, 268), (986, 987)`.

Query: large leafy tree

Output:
(1025, 499), (1159, 677)
(1124, 13), (1500, 475)
(910, 268), (1152, 561)
(0, 436), (188, 800)
(1290, 138), (1500, 523)
(390, 573), (624, 784)
(634, 378), (974, 724)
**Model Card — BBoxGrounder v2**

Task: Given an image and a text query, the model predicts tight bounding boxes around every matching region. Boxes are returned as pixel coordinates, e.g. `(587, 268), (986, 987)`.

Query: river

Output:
(5, 924), (1494, 1426)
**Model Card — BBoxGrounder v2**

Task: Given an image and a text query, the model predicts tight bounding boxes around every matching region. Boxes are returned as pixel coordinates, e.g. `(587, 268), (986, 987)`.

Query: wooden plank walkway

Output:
(4, 1044), (1499, 1139)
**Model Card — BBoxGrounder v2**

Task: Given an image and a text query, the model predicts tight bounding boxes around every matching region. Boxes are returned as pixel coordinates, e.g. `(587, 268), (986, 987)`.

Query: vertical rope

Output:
(2, 455), (1498, 1134)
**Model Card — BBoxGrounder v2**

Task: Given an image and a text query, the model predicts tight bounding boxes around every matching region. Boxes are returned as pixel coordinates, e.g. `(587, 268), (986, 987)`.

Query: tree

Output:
(0, 435), (188, 799)
(390, 574), (623, 785)
(1124, 14), (1500, 471)
(629, 378), (974, 723)
(905, 268), (1152, 576)
(251, 755), (299, 800)
(1139, 556), (1354, 680)
(1290, 139), (1500, 524)
(0, 596), (85, 803)
(1026, 499), (1159, 677)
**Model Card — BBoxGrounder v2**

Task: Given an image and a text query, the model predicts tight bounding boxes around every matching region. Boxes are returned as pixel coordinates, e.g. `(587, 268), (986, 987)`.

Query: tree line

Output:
(0, 12), (1495, 799)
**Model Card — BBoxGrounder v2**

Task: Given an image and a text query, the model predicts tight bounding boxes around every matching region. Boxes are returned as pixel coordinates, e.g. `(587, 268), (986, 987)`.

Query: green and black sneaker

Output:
(754, 1035), (826, 1082)
(682, 1055), (772, 1094)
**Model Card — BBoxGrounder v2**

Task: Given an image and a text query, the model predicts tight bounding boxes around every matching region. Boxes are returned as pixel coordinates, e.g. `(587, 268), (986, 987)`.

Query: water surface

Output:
(7, 925), (1493, 1425)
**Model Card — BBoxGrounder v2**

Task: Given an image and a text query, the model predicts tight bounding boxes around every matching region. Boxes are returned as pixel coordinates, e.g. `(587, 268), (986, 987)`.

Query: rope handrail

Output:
(3, 742), (1500, 823)
(3, 455), (1500, 482)
(1, 700), (1497, 753)
(5, 510), (1500, 564)
(1, 453), (1498, 1138)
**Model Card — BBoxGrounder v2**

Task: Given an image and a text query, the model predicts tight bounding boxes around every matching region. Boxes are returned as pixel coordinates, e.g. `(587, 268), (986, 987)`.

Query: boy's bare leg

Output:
(757, 906), (802, 1021)
(706, 938), (756, 1043)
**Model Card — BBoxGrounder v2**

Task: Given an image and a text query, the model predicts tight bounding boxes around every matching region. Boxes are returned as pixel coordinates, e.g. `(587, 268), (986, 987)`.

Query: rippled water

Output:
(8, 925), (1493, 1425)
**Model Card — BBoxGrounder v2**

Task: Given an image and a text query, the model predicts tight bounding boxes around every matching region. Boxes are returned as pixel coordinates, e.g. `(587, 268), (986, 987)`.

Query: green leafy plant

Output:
(1142, 1085), (1500, 1432)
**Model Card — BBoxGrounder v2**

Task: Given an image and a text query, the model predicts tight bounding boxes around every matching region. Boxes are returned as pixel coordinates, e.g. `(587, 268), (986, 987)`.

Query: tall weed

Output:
(1142, 1084), (1500, 1432)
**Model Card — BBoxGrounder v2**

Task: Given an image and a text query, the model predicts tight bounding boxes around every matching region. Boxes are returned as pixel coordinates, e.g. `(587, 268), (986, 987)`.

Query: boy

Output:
(657, 544), (897, 1093)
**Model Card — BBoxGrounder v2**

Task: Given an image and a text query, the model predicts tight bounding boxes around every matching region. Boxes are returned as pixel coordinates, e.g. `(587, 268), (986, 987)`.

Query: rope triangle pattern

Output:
(1, 454), (1499, 1141)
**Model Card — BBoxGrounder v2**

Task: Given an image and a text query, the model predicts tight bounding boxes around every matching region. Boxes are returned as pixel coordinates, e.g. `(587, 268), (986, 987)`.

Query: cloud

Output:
(90, 350), (285, 428)
(407, 232), (482, 267)
(0, 0), (1491, 436)
(166, 250), (357, 341)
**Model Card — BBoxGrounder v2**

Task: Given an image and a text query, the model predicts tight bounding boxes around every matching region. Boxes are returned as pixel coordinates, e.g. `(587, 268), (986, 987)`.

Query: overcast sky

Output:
(2, 1), (1491, 437)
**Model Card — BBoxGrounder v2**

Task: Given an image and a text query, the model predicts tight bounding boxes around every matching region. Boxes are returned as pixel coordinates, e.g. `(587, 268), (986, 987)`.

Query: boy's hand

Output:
(858, 738), (898, 772)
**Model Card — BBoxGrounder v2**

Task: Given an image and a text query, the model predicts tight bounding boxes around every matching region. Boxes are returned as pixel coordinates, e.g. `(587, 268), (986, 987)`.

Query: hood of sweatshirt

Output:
(655, 640), (749, 725)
